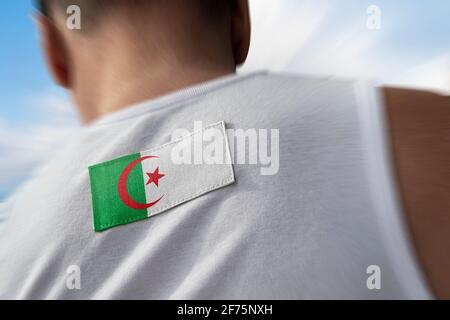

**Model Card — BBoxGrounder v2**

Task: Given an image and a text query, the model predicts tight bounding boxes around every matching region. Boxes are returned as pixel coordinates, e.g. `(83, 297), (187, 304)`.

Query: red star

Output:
(146, 167), (165, 187)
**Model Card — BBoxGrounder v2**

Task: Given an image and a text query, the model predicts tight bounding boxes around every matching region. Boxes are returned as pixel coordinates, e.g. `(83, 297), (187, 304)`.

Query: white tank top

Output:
(0, 72), (431, 299)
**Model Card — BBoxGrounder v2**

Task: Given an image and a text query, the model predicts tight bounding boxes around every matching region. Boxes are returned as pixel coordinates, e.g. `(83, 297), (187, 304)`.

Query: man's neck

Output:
(91, 67), (234, 123)
(65, 10), (236, 123)
(74, 62), (235, 123)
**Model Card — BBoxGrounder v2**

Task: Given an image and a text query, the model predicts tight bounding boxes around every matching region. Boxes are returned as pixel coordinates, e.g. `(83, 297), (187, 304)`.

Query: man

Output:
(0, 0), (448, 299)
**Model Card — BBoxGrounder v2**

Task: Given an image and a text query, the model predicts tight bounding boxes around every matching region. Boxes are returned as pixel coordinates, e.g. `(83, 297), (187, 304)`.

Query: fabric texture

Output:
(0, 72), (431, 299)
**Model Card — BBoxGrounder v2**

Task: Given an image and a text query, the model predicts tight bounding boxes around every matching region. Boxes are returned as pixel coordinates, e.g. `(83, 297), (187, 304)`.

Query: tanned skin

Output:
(383, 88), (450, 299)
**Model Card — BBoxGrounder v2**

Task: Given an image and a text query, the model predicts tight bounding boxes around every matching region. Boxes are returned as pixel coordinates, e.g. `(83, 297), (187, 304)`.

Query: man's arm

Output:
(383, 87), (450, 299)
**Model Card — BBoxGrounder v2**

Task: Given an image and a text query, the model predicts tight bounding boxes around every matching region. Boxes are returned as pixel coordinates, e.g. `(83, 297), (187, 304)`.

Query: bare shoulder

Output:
(382, 87), (450, 299)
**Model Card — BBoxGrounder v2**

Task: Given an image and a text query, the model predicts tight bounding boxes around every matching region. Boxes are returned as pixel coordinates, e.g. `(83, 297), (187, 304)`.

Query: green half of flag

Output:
(89, 153), (148, 232)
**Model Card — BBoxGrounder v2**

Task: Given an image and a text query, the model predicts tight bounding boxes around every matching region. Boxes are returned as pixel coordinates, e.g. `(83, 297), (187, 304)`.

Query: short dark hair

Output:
(35, 0), (230, 23)
(35, 0), (48, 16)
(36, 0), (110, 18)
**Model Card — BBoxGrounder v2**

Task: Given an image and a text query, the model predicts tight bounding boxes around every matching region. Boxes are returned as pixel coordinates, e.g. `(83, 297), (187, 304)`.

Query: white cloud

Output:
(24, 91), (79, 125)
(384, 54), (450, 94)
(243, 0), (449, 93)
(289, 27), (384, 79)
(242, 0), (331, 72)
(0, 92), (79, 200)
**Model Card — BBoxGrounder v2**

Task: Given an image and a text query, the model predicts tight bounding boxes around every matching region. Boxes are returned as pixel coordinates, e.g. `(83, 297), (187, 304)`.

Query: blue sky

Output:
(0, 1), (59, 123)
(0, 1), (78, 201)
(0, 0), (449, 200)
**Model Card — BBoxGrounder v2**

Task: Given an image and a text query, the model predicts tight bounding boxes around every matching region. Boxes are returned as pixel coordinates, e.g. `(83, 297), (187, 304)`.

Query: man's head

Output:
(35, 0), (251, 122)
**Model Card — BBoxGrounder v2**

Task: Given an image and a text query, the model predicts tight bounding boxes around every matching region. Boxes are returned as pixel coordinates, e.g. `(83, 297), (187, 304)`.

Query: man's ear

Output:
(35, 14), (71, 88)
(230, 0), (251, 66)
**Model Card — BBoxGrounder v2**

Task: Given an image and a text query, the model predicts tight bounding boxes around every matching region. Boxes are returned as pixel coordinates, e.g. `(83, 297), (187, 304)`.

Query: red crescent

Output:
(118, 156), (164, 210)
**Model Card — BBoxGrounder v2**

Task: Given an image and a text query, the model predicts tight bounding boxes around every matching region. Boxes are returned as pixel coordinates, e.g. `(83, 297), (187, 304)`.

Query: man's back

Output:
(0, 72), (431, 299)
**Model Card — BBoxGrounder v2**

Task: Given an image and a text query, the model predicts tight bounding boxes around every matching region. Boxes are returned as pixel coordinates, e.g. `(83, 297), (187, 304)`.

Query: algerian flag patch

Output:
(89, 121), (234, 232)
